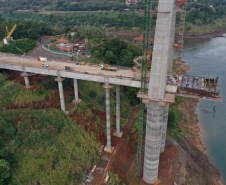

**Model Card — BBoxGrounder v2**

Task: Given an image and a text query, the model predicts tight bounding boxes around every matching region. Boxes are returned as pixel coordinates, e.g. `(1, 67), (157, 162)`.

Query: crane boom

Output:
(6, 24), (17, 41)
(6, 26), (9, 36)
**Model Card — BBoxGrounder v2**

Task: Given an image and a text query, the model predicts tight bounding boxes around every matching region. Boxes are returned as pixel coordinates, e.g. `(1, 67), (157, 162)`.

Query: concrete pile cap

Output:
(55, 77), (65, 82)
(102, 83), (113, 89)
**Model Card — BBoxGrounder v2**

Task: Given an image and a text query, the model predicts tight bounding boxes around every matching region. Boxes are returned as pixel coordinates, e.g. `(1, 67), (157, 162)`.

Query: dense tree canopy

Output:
(87, 37), (142, 67)
(0, 0), (144, 12)
(0, 17), (53, 41)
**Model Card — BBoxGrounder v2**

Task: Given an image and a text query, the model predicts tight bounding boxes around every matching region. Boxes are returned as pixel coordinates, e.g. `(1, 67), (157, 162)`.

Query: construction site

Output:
(0, 0), (223, 185)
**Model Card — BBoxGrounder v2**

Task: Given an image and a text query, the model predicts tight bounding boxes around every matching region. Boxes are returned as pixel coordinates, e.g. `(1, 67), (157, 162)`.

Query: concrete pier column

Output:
(160, 104), (169, 153)
(143, 101), (164, 183)
(113, 85), (123, 137)
(102, 82), (114, 153)
(55, 77), (66, 112)
(72, 78), (81, 104)
(21, 72), (30, 88)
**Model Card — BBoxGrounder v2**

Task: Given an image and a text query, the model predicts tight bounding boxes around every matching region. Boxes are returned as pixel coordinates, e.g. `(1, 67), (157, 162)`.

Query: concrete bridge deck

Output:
(0, 53), (222, 102)
(0, 53), (141, 88)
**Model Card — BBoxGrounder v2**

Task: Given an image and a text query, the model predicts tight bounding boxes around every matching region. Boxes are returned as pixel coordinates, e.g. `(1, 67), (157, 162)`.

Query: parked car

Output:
(42, 64), (49, 67)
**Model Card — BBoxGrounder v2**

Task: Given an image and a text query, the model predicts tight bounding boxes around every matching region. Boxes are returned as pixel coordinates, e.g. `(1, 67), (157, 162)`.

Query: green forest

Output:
(1, 0), (226, 35)
(86, 37), (142, 67)
(0, 0), (143, 12)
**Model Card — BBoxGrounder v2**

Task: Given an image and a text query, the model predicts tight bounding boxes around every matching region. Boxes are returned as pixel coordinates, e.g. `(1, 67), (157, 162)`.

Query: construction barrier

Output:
(43, 41), (73, 56)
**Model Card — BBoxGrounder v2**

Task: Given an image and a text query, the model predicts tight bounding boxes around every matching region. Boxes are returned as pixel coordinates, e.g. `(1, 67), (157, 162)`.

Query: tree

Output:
(0, 159), (10, 183)
(104, 51), (117, 65)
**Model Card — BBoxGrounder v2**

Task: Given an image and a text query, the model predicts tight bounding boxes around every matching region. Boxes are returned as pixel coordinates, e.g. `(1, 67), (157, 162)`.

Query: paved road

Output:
(28, 38), (71, 60)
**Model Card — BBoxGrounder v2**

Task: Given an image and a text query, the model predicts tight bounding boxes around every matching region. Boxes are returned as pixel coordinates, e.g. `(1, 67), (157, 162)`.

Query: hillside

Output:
(0, 67), (138, 184)
(0, 73), (101, 184)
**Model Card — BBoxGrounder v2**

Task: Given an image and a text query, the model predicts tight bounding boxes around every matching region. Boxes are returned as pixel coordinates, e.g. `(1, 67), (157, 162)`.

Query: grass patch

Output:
(0, 74), (54, 109)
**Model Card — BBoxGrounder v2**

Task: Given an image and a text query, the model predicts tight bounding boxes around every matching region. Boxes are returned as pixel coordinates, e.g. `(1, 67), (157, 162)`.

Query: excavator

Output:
(3, 24), (17, 45)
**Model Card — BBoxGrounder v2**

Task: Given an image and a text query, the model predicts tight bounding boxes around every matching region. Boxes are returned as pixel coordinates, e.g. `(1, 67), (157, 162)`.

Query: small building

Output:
(79, 45), (85, 51)
(57, 43), (75, 52)
(125, 0), (140, 6)
(70, 1), (80, 5)
(42, 35), (56, 39)
(123, 9), (132, 12)
(54, 38), (69, 45)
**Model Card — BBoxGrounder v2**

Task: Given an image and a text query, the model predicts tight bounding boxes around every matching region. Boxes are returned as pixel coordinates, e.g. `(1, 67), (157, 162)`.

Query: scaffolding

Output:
(136, 0), (151, 176)
(176, 0), (187, 60)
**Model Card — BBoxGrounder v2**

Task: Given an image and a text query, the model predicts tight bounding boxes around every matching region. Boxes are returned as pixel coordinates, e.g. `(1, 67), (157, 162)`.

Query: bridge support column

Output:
(55, 77), (66, 113)
(160, 104), (169, 153)
(72, 78), (81, 104)
(21, 72), (31, 88)
(103, 82), (114, 153)
(113, 85), (123, 138)
(143, 101), (163, 184)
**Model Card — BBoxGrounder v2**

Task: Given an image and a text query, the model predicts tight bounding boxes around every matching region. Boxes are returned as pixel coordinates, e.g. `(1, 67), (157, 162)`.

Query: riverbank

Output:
(184, 29), (226, 39)
(176, 60), (222, 184)
(105, 28), (226, 40)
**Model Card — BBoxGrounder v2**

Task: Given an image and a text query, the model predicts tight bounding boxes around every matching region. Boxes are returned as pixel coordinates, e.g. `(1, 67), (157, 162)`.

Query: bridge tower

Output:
(137, 0), (177, 183)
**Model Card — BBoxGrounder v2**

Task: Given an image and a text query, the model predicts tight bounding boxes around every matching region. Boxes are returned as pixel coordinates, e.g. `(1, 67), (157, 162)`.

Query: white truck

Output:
(38, 57), (47, 62)
(100, 64), (117, 71)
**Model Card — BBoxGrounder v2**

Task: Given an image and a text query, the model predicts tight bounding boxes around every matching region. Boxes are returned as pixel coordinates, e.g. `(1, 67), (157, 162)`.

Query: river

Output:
(182, 34), (226, 183)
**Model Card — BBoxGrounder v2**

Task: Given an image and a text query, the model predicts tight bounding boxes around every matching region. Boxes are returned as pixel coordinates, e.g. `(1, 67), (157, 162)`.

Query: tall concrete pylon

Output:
(102, 80), (114, 153)
(143, 0), (176, 183)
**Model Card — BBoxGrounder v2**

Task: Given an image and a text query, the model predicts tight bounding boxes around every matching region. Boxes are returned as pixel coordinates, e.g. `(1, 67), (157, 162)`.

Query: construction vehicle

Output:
(104, 172), (109, 183)
(65, 66), (71, 71)
(38, 57), (47, 62)
(3, 25), (17, 45)
(100, 64), (117, 71)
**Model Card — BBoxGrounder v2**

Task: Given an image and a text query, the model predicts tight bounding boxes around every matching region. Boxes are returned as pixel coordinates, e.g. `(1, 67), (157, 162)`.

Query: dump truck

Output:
(100, 64), (117, 71)
(38, 57), (47, 62)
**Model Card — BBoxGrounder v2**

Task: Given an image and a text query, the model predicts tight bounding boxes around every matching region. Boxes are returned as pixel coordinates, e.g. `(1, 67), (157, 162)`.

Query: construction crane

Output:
(136, 0), (151, 176)
(3, 24), (25, 55)
(3, 24), (17, 45)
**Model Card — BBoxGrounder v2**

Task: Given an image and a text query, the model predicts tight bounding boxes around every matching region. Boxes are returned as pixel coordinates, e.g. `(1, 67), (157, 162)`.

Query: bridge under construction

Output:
(0, 0), (222, 184)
